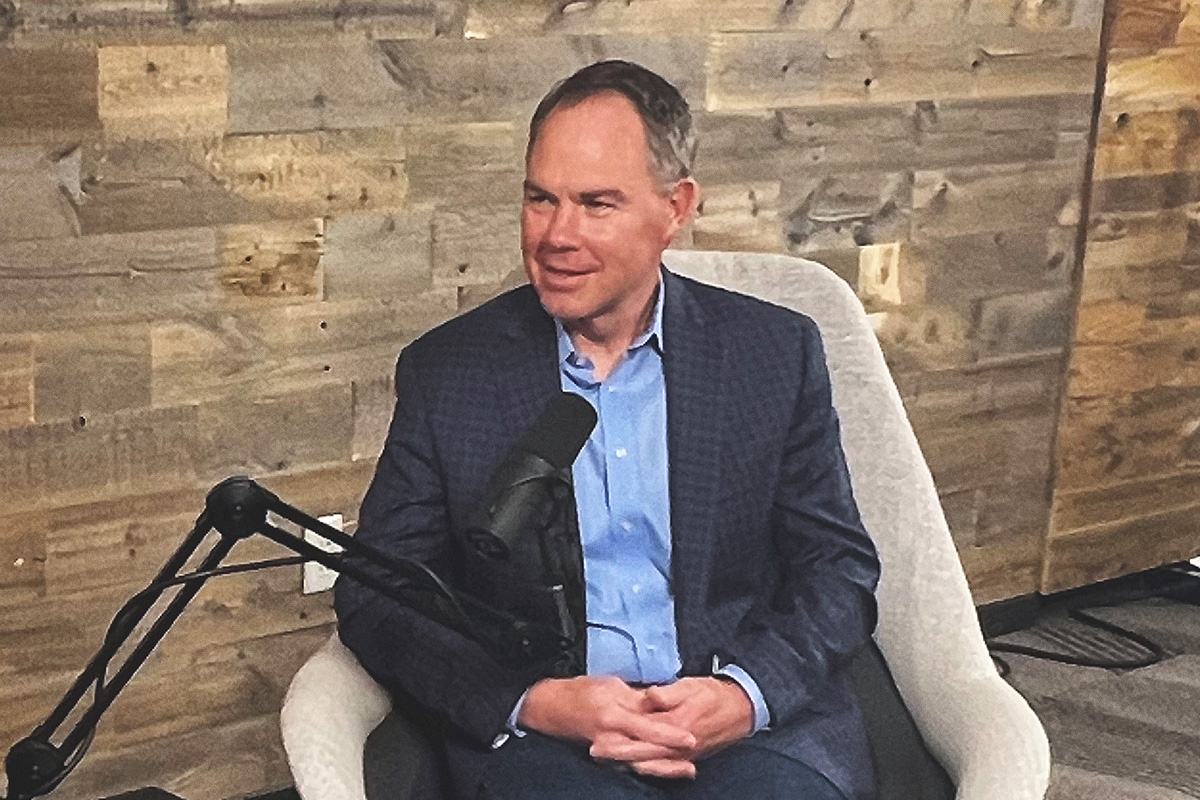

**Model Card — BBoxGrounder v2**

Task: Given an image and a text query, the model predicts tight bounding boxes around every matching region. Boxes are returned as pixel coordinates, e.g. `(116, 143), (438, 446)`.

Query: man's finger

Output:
(643, 682), (692, 711)
(609, 711), (696, 750)
(589, 733), (690, 763)
(631, 759), (697, 780)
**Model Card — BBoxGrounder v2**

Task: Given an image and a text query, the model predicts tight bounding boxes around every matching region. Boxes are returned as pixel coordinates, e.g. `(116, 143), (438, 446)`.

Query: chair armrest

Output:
(919, 671), (1050, 800)
(281, 632), (393, 800)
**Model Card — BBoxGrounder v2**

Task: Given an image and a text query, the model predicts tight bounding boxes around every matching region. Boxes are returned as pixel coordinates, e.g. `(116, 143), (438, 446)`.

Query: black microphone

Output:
(467, 392), (597, 560)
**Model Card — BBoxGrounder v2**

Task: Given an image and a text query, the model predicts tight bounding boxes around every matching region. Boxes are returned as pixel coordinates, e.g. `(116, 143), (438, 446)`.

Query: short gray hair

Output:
(527, 60), (697, 192)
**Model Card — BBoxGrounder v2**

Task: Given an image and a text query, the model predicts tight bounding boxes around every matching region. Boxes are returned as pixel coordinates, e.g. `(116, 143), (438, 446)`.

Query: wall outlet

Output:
(303, 514), (345, 594)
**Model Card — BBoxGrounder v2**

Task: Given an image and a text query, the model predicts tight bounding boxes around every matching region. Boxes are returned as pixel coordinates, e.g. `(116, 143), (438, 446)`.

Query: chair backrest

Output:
(662, 250), (1000, 743)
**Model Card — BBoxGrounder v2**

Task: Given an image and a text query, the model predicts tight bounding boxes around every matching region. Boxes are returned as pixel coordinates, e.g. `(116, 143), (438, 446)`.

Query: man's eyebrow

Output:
(579, 188), (626, 202)
(523, 180), (553, 195)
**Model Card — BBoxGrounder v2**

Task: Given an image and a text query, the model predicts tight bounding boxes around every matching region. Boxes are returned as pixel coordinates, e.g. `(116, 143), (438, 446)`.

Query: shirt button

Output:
(621, 521), (633, 532)
(615, 447), (627, 458)
(631, 584), (641, 594)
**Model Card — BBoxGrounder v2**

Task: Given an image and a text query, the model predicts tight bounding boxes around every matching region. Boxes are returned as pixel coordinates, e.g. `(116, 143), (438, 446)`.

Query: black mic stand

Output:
(2, 476), (575, 800)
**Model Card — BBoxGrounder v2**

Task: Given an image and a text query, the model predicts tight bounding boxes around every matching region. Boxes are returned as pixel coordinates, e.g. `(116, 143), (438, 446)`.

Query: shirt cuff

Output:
(714, 663), (771, 733)
(504, 688), (531, 739)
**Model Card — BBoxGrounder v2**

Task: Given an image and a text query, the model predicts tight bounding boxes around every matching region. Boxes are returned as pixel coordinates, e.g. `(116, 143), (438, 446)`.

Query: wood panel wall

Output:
(1045, 0), (1200, 593)
(1, 2), (1106, 798)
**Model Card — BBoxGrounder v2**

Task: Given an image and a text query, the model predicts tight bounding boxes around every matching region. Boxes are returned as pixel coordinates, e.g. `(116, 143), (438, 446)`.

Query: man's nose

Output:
(544, 202), (582, 248)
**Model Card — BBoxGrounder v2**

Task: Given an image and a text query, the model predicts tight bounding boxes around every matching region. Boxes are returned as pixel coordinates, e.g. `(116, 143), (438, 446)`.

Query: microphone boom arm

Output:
(2, 476), (574, 800)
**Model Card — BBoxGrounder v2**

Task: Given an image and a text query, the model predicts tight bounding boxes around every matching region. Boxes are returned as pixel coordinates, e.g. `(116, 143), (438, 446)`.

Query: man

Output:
(335, 60), (881, 800)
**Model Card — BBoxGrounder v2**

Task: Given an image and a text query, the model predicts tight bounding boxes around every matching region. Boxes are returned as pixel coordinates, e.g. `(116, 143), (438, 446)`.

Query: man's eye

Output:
(586, 200), (614, 210)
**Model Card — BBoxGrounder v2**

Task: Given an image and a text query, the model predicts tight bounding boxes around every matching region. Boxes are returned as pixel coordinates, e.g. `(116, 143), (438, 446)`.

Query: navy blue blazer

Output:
(335, 268), (882, 800)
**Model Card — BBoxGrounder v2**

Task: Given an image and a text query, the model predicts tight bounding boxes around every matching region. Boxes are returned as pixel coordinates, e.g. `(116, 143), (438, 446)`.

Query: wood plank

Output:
(32, 323), (153, 423)
(912, 160), (1082, 240)
(959, 533), (1044, 604)
(322, 209), (434, 300)
(0, 405), (201, 514)
(1182, 0), (1200, 41)
(48, 713), (293, 800)
(1053, 472), (1200, 532)
(76, 139), (269, 235)
(463, 0), (864, 37)
(193, 383), (354, 478)
(149, 291), (455, 405)
(11, 0), (172, 32)
(782, 170), (912, 253)
(1111, 0), (1185, 48)
(0, 48), (101, 146)
(696, 96), (1088, 186)
(1090, 170), (1200, 214)
(1107, 45), (1200, 113)
(1067, 338), (1200, 397)
(708, 26), (1098, 112)
(916, 407), (1058, 493)
(432, 203), (522, 287)
(404, 122), (522, 207)
(0, 147), (82, 241)
(1094, 107), (1200, 180)
(692, 182), (784, 253)
(1042, 500), (1200, 592)
(42, 510), (198, 595)
(0, 227), (223, 332)
(1055, 385), (1200, 490)
(352, 372), (394, 462)
(912, 225), (1075, 306)
(204, 128), (409, 218)
(1083, 209), (1190, 282)
(375, 34), (707, 123)
(0, 337), (34, 430)
(899, 354), (1064, 429)
(227, 36), (412, 133)
(98, 44), (229, 140)
(219, 219), (323, 302)
(871, 304), (973, 373)
(1074, 296), (1200, 346)
(971, 287), (1072, 360)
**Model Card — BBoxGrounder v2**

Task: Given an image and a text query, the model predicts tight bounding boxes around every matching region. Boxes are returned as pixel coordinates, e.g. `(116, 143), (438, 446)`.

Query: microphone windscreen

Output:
(518, 392), (597, 469)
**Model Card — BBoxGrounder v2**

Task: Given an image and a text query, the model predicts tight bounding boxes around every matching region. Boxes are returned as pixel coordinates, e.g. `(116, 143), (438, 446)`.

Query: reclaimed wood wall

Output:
(0, 1), (1121, 798)
(1045, 0), (1200, 593)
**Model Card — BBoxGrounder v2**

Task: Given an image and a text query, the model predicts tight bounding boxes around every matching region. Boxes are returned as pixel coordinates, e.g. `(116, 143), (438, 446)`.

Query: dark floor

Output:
(990, 568), (1200, 799)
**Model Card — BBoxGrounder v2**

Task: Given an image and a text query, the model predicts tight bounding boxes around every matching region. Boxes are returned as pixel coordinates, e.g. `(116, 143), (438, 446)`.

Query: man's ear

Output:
(664, 178), (701, 242)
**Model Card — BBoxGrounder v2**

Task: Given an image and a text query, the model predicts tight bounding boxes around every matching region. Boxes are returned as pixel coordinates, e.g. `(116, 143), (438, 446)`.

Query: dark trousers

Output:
(474, 731), (847, 800)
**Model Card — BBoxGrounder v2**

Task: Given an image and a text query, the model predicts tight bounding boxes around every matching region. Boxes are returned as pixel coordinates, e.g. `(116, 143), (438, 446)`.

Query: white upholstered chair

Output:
(280, 251), (1051, 800)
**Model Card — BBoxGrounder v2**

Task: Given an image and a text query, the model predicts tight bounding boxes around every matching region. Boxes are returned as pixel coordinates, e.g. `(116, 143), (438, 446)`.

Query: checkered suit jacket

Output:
(334, 267), (882, 800)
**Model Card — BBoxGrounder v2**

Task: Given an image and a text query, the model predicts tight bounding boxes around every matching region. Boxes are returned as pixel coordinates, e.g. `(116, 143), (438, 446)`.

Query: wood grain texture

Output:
(0, 147), (82, 241)
(0, 4), (1116, 798)
(0, 48), (101, 145)
(0, 227), (223, 332)
(322, 209), (434, 300)
(0, 338), (35, 430)
(708, 26), (1098, 112)
(220, 219), (324, 302)
(98, 45), (229, 140)
(149, 291), (456, 405)
(203, 128), (409, 217)
(32, 324), (154, 423)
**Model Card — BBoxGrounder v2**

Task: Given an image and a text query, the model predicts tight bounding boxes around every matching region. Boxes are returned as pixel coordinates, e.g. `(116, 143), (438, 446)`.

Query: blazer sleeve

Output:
(715, 316), (881, 728)
(333, 347), (537, 748)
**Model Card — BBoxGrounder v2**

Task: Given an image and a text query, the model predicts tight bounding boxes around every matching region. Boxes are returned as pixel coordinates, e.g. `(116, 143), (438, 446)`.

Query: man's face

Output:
(521, 92), (693, 328)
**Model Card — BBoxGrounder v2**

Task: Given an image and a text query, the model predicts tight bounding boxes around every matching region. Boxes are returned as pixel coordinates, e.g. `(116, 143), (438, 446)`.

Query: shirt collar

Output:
(555, 268), (665, 369)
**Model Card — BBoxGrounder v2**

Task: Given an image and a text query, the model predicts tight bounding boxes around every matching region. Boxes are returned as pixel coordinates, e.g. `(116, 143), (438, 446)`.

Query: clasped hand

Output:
(518, 675), (754, 779)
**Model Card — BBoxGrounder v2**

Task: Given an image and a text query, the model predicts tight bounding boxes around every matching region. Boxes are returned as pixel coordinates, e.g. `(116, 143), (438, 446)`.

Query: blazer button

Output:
(491, 733), (510, 749)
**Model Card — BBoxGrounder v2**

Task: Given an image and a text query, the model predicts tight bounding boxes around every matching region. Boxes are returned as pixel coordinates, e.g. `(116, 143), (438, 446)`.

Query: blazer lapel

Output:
(662, 269), (726, 673)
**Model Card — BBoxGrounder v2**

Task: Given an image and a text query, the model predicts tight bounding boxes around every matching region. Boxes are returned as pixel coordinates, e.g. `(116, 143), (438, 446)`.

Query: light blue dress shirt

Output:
(504, 274), (770, 741)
